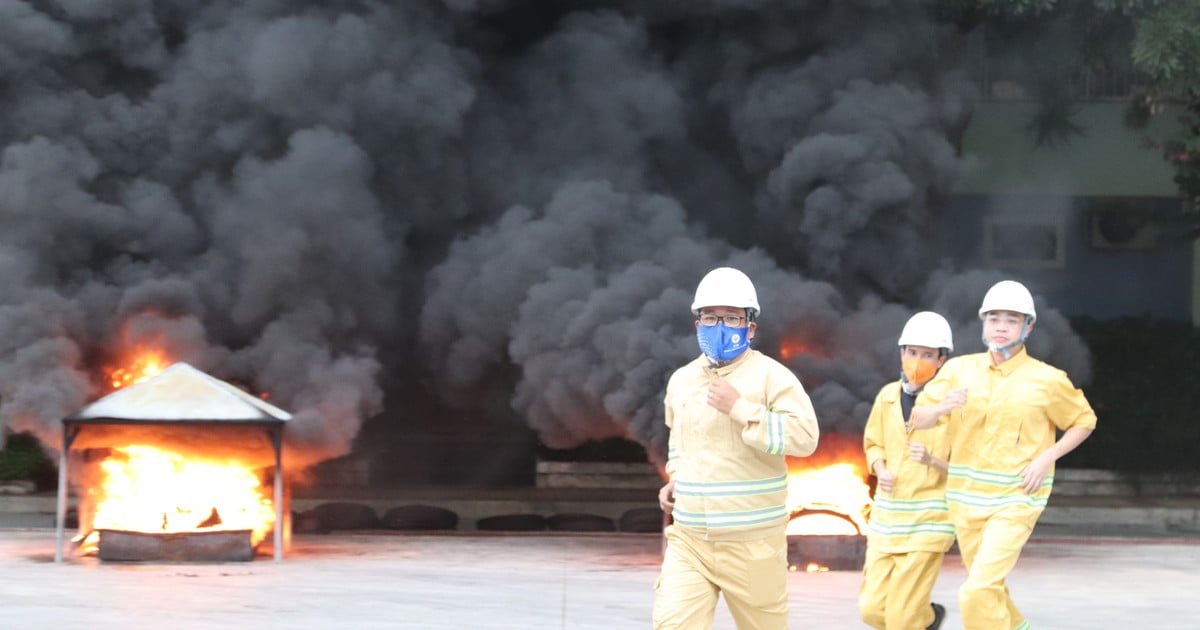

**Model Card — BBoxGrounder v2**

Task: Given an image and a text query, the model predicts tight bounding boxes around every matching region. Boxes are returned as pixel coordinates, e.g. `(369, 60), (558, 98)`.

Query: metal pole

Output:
(272, 426), (283, 562)
(55, 424), (78, 564)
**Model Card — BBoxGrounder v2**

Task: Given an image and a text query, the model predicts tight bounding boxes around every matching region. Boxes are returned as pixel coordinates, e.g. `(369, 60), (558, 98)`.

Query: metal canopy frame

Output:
(54, 417), (286, 564)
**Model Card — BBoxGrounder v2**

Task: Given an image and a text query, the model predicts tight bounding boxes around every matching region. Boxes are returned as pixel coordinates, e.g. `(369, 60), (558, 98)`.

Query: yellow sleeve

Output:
(914, 357), (961, 426)
(916, 371), (949, 407)
(928, 417), (954, 462)
(862, 387), (889, 473)
(1046, 370), (1098, 432)
(729, 362), (819, 457)
(664, 386), (679, 478)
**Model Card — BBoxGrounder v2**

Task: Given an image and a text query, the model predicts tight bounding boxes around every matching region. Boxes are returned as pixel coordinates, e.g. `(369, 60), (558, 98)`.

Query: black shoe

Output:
(927, 602), (946, 630)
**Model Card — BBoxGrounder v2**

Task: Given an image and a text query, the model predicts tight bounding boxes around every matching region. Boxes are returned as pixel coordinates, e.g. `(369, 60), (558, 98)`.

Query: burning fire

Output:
(778, 334), (832, 362)
(777, 337), (871, 546)
(784, 434), (871, 537)
(84, 445), (276, 549)
(107, 348), (168, 390)
(790, 562), (830, 574)
(779, 339), (814, 361)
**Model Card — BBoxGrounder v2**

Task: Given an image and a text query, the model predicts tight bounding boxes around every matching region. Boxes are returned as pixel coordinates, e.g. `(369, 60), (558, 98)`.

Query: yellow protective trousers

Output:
(653, 525), (789, 630)
(955, 515), (1034, 630)
(859, 547), (944, 629)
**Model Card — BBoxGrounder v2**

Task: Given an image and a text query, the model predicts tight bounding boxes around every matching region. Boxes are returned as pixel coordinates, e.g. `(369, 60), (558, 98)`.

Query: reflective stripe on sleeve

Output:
(766, 409), (785, 455)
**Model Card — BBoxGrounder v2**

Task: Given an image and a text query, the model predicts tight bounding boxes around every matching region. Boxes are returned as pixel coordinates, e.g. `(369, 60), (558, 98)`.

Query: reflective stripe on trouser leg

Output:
(653, 526), (788, 630)
(860, 546), (944, 630)
(654, 525), (720, 630)
(956, 516), (1033, 630)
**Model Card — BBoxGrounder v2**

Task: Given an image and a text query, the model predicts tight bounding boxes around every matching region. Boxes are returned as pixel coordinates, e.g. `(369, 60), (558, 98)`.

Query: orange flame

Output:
(789, 561), (833, 573)
(779, 336), (829, 361)
(87, 445), (276, 547)
(779, 339), (811, 361)
(785, 434), (871, 536)
(108, 349), (168, 390)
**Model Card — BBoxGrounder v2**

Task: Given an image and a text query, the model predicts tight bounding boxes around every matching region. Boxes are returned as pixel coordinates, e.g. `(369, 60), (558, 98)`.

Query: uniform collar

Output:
(880, 380), (904, 403)
(989, 345), (1030, 375)
(700, 348), (755, 376)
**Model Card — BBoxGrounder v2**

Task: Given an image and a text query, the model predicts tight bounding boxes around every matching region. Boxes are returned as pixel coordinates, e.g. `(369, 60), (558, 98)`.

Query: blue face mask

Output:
(696, 322), (751, 363)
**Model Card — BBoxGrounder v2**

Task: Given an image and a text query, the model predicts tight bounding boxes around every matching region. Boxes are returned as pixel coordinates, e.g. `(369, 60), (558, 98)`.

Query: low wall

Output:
(1042, 469), (1200, 534)
(1052, 468), (1200, 498)
(534, 461), (663, 490)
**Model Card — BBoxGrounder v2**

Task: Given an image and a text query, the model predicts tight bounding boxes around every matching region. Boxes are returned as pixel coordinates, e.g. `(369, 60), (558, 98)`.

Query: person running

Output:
(859, 311), (956, 630)
(654, 267), (820, 629)
(909, 280), (1096, 629)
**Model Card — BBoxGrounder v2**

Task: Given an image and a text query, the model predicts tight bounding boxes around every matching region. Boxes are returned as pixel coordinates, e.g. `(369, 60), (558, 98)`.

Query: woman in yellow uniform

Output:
(909, 280), (1096, 630)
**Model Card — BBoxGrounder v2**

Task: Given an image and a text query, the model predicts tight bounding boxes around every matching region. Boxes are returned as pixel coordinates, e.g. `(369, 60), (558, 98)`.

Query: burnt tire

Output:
(312, 502), (380, 531)
(618, 507), (665, 533)
(475, 513), (547, 532)
(292, 509), (329, 535)
(381, 504), (459, 531)
(547, 512), (616, 532)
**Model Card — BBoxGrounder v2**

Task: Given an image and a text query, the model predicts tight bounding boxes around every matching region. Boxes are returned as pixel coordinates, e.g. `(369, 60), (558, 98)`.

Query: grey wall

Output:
(940, 194), (1192, 321)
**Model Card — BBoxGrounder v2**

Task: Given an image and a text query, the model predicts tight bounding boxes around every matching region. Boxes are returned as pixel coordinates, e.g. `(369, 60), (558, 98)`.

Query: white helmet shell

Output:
(898, 311), (954, 351)
(691, 267), (760, 316)
(978, 280), (1036, 323)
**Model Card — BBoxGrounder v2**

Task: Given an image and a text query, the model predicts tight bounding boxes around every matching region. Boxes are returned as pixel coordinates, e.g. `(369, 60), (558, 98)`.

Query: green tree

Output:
(1129, 0), (1200, 237)
(0, 432), (56, 489)
(937, 0), (1200, 237)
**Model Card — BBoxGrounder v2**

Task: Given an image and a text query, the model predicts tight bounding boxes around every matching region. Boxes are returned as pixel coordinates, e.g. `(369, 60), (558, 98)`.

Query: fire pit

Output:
(96, 528), (255, 562)
(785, 508), (868, 571)
(54, 362), (290, 563)
(783, 436), (872, 572)
(787, 535), (867, 571)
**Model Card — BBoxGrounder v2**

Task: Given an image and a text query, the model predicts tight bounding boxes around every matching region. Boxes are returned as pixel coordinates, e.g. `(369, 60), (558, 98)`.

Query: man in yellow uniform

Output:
(860, 311), (956, 630)
(653, 267), (821, 630)
(909, 280), (1096, 630)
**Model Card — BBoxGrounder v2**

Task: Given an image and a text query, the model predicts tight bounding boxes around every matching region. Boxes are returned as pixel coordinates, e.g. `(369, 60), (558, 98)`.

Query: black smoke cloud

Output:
(0, 1), (1090, 470)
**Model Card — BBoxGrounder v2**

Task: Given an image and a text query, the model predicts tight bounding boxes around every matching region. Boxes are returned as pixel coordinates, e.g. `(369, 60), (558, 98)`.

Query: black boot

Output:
(926, 602), (946, 630)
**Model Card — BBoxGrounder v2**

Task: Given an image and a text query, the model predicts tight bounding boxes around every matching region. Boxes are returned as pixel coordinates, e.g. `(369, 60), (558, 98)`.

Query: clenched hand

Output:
(706, 378), (740, 415)
(873, 461), (896, 494)
(658, 479), (675, 514)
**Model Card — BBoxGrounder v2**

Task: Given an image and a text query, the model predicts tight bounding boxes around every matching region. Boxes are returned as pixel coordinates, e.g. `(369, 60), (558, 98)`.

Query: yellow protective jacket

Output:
(917, 348), (1097, 527)
(862, 381), (955, 554)
(665, 349), (820, 541)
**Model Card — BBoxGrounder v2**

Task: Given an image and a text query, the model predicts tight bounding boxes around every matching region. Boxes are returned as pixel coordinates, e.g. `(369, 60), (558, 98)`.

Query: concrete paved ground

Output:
(1, 527), (1197, 629)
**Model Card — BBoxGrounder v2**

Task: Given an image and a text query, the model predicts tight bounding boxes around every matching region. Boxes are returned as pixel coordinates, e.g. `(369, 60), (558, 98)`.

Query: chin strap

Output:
(983, 315), (1032, 360)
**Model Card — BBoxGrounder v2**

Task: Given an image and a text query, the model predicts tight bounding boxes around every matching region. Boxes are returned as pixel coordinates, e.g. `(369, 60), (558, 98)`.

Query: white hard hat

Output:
(691, 267), (760, 316)
(898, 311), (954, 351)
(978, 280), (1036, 323)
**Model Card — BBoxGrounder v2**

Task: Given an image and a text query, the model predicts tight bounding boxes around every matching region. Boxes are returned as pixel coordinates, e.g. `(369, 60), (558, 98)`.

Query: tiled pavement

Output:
(1, 527), (1197, 629)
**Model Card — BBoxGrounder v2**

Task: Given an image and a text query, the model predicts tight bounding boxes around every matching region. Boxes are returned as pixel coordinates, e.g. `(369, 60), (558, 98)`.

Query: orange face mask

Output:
(901, 356), (939, 388)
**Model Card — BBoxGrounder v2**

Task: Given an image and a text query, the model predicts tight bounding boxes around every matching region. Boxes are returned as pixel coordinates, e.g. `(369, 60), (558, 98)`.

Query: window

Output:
(1087, 198), (1159, 250)
(982, 216), (1065, 269)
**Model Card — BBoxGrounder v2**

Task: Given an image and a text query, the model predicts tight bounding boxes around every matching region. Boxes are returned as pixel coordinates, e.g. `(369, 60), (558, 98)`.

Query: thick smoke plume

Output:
(0, 2), (1091, 471)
